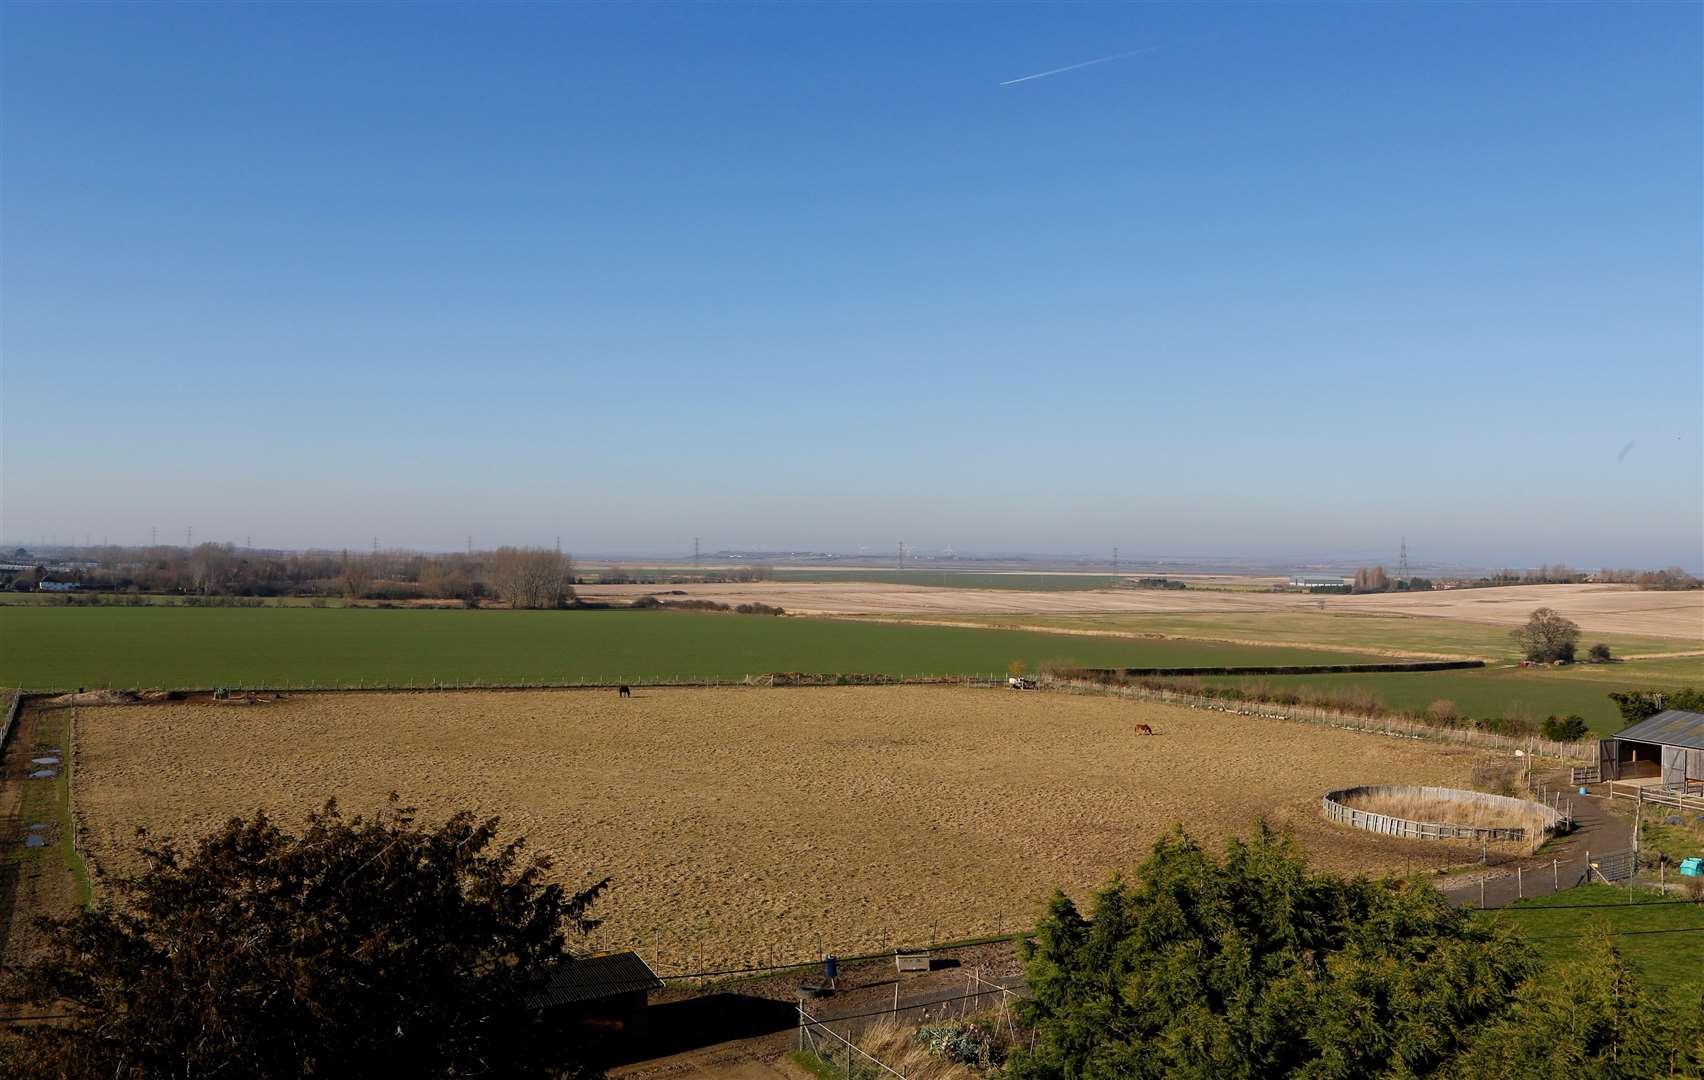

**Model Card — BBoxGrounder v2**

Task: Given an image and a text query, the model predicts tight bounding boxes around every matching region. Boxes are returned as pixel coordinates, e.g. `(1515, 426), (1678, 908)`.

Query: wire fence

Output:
(796, 970), (1030, 1079)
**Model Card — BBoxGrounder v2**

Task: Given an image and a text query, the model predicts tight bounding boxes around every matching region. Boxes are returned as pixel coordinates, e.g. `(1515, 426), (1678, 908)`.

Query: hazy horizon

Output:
(1, 535), (1694, 578)
(3, 4), (1700, 570)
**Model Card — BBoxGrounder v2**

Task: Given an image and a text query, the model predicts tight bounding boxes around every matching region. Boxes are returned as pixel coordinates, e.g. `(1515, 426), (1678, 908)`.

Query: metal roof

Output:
(526, 951), (663, 1009)
(1612, 709), (1704, 751)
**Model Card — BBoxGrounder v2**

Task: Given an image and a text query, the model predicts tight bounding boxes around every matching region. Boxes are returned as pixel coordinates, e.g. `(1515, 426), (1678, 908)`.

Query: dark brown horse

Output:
(618, 685), (632, 698)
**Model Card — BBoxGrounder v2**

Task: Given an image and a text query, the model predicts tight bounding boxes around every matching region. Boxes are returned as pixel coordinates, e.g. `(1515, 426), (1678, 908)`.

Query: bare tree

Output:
(487, 548), (575, 609)
(338, 556), (373, 600)
(1512, 607), (1580, 663)
(190, 543), (236, 595)
(1352, 566), (1390, 593)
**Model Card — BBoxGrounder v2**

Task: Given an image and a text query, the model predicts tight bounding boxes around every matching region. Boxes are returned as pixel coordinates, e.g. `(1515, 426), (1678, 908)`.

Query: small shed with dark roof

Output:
(1597, 709), (1704, 785)
(528, 951), (664, 1037)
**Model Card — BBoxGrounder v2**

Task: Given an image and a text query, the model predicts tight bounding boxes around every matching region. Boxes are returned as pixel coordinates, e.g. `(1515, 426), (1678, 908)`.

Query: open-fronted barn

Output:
(1597, 709), (1704, 788)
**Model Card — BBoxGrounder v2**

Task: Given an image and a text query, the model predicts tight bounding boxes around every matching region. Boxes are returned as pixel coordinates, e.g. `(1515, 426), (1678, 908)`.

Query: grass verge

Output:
(1483, 884), (1704, 994)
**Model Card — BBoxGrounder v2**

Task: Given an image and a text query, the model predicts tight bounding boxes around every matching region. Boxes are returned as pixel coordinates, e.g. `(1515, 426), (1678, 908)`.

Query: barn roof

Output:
(526, 951), (663, 1009)
(1613, 709), (1704, 751)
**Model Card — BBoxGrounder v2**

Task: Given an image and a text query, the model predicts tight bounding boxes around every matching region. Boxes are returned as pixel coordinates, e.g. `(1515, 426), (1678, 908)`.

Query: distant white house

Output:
(1289, 573), (1347, 589)
(38, 580), (79, 592)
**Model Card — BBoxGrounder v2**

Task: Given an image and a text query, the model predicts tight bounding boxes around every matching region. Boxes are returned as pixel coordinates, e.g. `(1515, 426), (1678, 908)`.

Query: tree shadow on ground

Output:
(597, 993), (799, 1067)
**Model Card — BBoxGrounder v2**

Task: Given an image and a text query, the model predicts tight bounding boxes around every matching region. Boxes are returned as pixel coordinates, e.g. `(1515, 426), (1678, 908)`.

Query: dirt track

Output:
(578, 582), (1702, 640)
(72, 687), (1490, 971)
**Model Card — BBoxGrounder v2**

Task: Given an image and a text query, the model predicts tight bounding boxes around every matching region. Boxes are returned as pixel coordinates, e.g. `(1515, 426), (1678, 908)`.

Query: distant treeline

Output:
(1344, 563), (1698, 593)
(3, 544), (577, 609)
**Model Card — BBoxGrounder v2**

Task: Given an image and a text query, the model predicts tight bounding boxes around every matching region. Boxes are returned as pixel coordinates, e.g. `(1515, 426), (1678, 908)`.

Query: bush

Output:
(1587, 642), (1613, 662)
(1541, 714), (1591, 742)
(3, 799), (609, 1079)
(1476, 713), (1538, 737)
(1005, 827), (1536, 1080)
(1426, 698), (1460, 725)
(914, 1019), (1005, 1069)
(734, 602), (785, 616)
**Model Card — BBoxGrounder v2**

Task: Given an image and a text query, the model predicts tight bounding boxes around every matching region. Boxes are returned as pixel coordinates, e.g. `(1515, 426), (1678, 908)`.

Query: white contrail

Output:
(999, 45), (1164, 86)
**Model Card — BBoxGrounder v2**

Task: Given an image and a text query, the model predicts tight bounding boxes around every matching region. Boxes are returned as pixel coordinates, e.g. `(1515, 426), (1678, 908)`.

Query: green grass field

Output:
(1484, 884), (1704, 995)
(1201, 655), (1702, 735)
(0, 607), (1381, 690)
(903, 612), (1700, 660)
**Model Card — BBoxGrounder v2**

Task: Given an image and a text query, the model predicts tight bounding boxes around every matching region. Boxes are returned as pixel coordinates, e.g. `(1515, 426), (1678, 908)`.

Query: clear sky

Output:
(3, 2), (1700, 568)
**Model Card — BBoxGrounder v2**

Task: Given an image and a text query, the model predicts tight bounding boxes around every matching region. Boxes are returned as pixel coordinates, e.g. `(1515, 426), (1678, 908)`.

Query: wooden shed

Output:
(527, 951), (664, 1037)
(1597, 709), (1704, 786)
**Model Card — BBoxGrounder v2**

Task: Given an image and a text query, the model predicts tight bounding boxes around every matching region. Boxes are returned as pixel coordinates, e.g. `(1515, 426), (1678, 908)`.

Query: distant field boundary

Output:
(1055, 660), (1485, 678)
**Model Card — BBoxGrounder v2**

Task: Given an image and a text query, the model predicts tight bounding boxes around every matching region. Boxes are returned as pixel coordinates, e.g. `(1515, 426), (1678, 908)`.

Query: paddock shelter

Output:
(1597, 709), (1704, 785)
(527, 951), (664, 1037)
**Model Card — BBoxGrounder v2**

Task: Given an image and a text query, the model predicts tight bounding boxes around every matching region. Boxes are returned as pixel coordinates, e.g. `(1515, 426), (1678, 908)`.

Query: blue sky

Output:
(3, 3), (1699, 568)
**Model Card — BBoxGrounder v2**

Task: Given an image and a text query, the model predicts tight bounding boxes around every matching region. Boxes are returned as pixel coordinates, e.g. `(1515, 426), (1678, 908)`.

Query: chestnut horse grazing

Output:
(1133, 723), (1155, 735)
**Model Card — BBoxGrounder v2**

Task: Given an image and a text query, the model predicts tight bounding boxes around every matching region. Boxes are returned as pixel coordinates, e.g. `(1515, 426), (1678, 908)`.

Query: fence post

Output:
(1553, 859), (1558, 890)
(1517, 866), (1523, 900)
(1479, 878), (1485, 909)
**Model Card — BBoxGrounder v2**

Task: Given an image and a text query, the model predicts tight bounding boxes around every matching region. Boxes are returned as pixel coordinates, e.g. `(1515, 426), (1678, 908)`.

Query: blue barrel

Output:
(1680, 857), (1703, 878)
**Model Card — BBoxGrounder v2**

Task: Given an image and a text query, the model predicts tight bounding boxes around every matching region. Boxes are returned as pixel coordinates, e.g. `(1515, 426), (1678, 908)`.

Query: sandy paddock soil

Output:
(578, 582), (1703, 640)
(74, 687), (1496, 971)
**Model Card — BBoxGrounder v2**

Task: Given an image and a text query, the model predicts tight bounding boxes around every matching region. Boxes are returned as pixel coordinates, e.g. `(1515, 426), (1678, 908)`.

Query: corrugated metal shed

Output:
(526, 951), (663, 1009)
(1612, 709), (1704, 751)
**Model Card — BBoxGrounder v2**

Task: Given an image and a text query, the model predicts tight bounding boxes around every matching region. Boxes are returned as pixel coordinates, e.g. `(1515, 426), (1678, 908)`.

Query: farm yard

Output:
(64, 686), (1491, 973)
(0, 606), (1384, 691)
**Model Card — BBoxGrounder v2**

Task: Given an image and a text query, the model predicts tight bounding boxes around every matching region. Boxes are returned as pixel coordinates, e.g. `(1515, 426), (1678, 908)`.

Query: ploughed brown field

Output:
(73, 687), (1487, 972)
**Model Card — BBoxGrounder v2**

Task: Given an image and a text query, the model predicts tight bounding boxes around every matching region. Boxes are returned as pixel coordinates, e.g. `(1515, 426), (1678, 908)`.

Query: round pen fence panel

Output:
(1321, 784), (1566, 843)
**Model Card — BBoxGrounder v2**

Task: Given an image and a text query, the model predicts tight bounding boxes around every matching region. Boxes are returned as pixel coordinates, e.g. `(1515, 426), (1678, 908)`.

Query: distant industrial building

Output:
(1289, 574), (1348, 590)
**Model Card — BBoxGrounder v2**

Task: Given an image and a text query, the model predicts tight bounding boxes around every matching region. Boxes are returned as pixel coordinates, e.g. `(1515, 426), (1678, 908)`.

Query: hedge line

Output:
(1054, 660), (1485, 679)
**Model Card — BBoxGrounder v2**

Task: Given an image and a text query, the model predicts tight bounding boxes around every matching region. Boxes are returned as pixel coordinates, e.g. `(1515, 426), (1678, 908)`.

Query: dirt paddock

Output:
(71, 686), (1489, 971)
